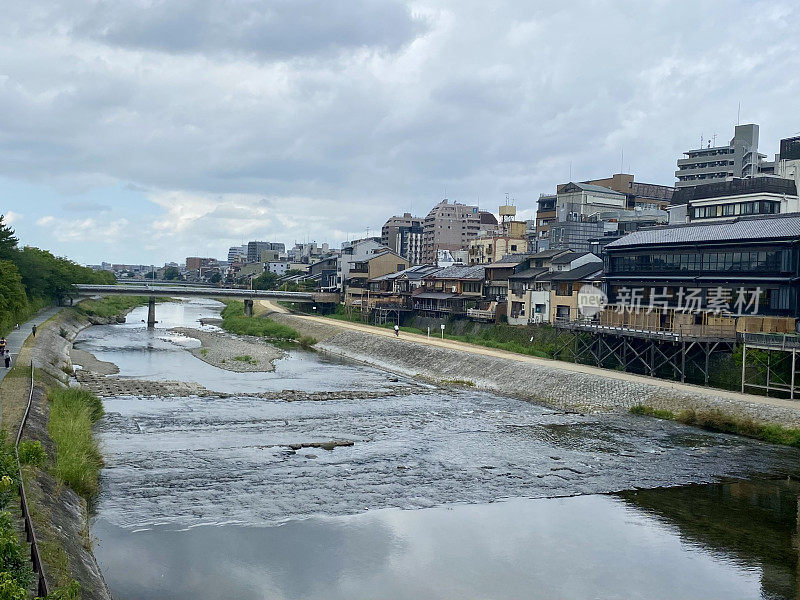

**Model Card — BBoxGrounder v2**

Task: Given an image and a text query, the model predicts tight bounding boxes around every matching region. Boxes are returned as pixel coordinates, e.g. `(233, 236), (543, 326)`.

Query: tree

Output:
(251, 271), (278, 290)
(0, 216), (18, 262)
(209, 272), (222, 284)
(163, 266), (181, 280)
(0, 260), (28, 333)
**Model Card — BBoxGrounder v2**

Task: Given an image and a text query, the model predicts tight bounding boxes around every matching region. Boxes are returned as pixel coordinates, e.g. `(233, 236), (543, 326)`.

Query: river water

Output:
(79, 299), (800, 600)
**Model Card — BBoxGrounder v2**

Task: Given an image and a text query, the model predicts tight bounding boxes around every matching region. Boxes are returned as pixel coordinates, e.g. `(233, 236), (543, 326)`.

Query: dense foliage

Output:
(0, 215), (115, 334)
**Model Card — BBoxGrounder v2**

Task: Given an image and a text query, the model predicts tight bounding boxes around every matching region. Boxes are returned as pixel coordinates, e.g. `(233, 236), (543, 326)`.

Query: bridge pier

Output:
(244, 299), (254, 317)
(147, 296), (156, 328)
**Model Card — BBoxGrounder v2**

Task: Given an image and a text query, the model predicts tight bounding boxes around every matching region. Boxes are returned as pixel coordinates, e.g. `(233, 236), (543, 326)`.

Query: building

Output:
(344, 250), (409, 306)
(265, 261), (289, 276)
(381, 213), (424, 265)
(506, 251), (602, 325)
(185, 257), (217, 272)
(308, 256), (339, 290)
(468, 205), (527, 265)
(338, 238), (389, 292)
(666, 178), (799, 225)
(534, 194), (557, 249)
(675, 124), (774, 188)
(776, 135), (800, 191)
(422, 199), (482, 264)
(287, 242), (330, 264)
(227, 245), (247, 263)
(247, 241), (285, 263)
(413, 264), (486, 315)
(578, 173), (674, 211)
(604, 213), (800, 317)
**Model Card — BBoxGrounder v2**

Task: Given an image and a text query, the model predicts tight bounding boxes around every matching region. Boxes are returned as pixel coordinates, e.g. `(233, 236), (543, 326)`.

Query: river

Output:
(78, 299), (800, 600)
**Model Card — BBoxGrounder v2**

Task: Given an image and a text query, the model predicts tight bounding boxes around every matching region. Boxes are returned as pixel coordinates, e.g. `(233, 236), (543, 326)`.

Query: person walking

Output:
(0, 338), (6, 354)
(31, 325), (37, 337)
(4, 350), (10, 369)
(394, 324), (400, 337)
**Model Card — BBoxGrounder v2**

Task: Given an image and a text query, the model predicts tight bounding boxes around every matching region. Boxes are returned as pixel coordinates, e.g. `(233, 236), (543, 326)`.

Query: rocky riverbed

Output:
(170, 327), (284, 372)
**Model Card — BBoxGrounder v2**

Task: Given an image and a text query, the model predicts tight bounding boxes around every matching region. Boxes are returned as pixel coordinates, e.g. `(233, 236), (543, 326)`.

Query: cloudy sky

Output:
(1, 0), (798, 264)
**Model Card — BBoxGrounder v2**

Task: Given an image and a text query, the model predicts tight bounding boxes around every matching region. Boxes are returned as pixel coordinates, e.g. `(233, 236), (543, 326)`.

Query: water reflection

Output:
(93, 487), (797, 600)
(618, 480), (800, 600)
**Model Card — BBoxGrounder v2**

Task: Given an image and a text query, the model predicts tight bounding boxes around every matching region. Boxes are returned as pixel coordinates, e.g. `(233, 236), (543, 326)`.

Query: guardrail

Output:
(553, 317), (737, 340)
(741, 332), (800, 350)
(14, 363), (49, 597)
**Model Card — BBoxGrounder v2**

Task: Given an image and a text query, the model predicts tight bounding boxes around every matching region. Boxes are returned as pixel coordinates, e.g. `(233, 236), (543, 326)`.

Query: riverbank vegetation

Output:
(0, 433), (34, 598)
(47, 389), (104, 499)
(220, 301), (300, 340)
(0, 215), (114, 335)
(322, 305), (568, 359)
(74, 296), (153, 319)
(630, 404), (800, 448)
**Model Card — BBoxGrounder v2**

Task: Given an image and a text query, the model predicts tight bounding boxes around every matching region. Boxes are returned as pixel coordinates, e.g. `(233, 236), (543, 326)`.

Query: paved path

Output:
(259, 301), (800, 413)
(0, 306), (61, 384)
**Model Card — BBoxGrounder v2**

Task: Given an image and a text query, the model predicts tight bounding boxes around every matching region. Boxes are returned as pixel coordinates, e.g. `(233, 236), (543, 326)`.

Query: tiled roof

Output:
(508, 267), (549, 280)
(550, 251), (589, 265)
(606, 213), (800, 249)
(550, 263), (603, 281)
(429, 264), (485, 280)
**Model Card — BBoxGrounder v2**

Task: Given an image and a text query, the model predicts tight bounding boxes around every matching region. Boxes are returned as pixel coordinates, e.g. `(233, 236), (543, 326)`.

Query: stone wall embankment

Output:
(268, 311), (800, 428)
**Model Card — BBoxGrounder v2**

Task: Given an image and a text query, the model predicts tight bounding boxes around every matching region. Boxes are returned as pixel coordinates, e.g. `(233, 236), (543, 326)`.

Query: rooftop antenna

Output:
(620, 148), (624, 174)
(700, 133), (704, 149)
(712, 133), (717, 147)
(737, 101), (741, 126)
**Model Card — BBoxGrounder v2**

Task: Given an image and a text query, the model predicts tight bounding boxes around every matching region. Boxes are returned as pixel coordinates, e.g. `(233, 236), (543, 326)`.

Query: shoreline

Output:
(262, 307), (800, 431)
(170, 326), (284, 372)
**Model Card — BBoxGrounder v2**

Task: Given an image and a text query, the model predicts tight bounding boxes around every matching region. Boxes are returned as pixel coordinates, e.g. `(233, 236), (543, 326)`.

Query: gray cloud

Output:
(53, 0), (426, 59)
(1, 0), (799, 264)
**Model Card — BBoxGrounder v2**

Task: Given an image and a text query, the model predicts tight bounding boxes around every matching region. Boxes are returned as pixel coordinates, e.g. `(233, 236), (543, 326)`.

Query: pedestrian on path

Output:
(0, 338), (6, 353)
(394, 324), (400, 337)
(3, 350), (10, 369)
(31, 325), (37, 337)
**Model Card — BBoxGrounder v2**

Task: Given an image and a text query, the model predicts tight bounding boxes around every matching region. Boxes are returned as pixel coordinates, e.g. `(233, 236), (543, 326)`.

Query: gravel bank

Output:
(69, 348), (119, 375)
(170, 327), (284, 372)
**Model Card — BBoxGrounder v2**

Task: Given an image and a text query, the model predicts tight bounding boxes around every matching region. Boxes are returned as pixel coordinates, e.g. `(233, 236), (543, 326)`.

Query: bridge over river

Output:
(74, 284), (339, 327)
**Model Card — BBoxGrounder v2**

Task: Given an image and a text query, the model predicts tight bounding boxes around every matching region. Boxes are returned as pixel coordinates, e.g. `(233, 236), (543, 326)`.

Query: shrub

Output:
(298, 335), (317, 349)
(0, 512), (33, 592)
(18, 440), (46, 467)
(630, 404), (676, 420)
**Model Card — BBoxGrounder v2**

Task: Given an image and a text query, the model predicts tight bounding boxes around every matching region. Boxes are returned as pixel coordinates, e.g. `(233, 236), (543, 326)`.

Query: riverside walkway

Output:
(0, 307), (61, 385)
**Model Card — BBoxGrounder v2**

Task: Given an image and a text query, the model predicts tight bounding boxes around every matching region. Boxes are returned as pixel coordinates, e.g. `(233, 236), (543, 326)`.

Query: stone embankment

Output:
(23, 309), (113, 600)
(264, 310), (800, 429)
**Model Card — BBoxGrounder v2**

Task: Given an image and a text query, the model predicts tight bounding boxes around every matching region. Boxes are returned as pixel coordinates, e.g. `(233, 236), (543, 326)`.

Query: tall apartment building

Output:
(381, 213), (424, 265)
(246, 241), (285, 263)
(421, 199), (483, 264)
(227, 245), (247, 263)
(675, 124), (775, 188)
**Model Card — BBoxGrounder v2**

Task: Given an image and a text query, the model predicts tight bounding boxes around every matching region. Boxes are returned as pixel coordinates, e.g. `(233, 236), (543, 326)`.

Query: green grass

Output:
(630, 404), (800, 448)
(220, 301), (299, 340)
(630, 404), (676, 420)
(75, 295), (152, 318)
(47, 388), (104, 498)
(233, 355), (258, 365)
